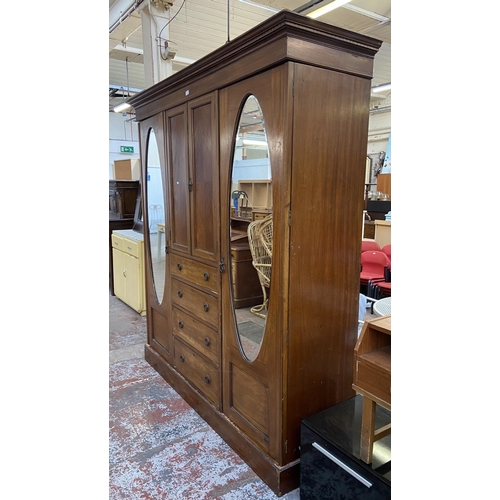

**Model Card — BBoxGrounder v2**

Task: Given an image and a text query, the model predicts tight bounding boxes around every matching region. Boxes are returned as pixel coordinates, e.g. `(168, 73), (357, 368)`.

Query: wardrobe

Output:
(128, 10), (382, 495)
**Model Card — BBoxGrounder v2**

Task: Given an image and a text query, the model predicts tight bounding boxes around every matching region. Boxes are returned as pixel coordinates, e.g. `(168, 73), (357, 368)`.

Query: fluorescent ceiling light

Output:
(238, 0), (280, 13)
(242, 139), (268, 146)
(372, 83), (391, 93)
(113, 102), (132, 113)
(307, 0), (351, 19)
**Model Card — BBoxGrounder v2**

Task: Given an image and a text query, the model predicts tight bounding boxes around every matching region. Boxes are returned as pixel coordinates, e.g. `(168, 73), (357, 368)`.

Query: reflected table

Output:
(157, 223), (165, 262)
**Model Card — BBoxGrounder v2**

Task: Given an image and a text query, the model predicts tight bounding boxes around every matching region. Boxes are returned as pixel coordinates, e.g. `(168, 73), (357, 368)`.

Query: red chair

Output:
(381, 244), (391, 263)
(361, 240), (381, 253)
(360, 251), (391, 296)
(368, 278), (391, 300)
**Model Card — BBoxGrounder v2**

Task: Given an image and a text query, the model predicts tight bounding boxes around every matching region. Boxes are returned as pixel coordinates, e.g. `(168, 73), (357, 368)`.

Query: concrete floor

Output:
(109, 293), (301, 499)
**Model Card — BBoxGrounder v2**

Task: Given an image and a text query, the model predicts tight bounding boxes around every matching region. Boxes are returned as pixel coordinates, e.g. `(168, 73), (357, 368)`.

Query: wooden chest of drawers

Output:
(170, 255), (221, 408)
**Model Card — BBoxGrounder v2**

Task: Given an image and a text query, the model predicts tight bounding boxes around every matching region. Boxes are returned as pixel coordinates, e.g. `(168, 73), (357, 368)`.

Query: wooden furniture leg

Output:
(360, 396), (376, 463)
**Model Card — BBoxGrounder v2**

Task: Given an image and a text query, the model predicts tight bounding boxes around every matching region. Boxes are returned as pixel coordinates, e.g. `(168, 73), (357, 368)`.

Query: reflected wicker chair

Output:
(247, 214), (273, 319)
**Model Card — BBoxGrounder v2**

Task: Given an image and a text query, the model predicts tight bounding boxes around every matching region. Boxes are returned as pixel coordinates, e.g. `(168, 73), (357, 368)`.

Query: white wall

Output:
(109, 111), (140, 179)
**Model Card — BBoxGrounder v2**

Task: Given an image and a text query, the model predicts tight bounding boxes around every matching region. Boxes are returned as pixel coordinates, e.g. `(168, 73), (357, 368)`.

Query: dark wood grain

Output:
(133, 10), (381, 496)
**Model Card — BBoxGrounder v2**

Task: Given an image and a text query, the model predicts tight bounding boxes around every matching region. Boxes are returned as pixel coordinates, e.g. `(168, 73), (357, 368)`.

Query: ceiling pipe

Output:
(109, 0), (145, 34)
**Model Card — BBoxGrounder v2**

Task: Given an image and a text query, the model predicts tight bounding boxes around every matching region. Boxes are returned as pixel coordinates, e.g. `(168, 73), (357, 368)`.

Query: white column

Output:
(139, 1), (175, 87)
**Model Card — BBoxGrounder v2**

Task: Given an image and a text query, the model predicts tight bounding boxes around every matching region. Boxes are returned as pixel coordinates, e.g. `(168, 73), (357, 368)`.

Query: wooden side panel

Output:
(229, 363), (269, 437)
(286, 63), (372, 454)
(189, 93), (219, 262)
(167, 105), (190, 255)
(150, 307), (172, 362)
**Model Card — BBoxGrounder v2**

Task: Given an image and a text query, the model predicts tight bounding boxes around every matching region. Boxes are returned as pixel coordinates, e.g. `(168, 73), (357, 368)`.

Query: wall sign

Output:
(120, 146), (134, 154)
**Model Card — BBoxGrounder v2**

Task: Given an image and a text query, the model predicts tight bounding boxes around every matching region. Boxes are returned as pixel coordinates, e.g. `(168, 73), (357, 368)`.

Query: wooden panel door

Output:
(188, 93), (219, 263)
(167, 105), (190, 255)
(219, 65), (291, 463)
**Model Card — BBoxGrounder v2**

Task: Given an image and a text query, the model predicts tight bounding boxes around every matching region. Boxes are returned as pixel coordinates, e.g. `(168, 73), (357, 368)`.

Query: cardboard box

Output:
(113, 158), (141, 180)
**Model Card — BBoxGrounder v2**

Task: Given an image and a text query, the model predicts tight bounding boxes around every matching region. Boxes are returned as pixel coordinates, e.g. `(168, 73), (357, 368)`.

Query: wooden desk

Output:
(352, 315), (391, 464)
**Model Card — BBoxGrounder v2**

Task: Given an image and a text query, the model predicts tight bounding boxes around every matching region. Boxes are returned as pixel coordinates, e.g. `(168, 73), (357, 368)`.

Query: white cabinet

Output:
(111, 230), (146, 315)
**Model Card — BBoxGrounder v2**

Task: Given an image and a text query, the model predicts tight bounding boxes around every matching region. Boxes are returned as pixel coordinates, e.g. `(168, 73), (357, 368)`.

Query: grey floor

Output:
(109, 292), (301, 499)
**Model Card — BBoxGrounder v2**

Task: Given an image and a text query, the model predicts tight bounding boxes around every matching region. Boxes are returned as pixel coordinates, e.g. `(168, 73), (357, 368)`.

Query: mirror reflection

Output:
(230, 95), (272, 361)
(146, 129), (166, 304)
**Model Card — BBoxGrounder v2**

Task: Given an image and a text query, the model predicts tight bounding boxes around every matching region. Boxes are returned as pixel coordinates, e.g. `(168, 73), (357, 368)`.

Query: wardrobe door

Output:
(139, 114), (172, 362)
(166, 104), (190, 255)
(220, 65), (291, 462)
(188, 93), (219, 263)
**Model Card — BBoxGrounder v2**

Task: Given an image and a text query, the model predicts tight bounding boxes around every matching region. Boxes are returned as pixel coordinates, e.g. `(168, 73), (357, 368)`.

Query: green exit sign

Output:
(120, 146), (134, 154)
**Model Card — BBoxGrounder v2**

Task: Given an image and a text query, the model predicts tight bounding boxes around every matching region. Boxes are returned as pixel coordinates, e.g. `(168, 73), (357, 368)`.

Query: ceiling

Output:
(109, 0), (391, 112)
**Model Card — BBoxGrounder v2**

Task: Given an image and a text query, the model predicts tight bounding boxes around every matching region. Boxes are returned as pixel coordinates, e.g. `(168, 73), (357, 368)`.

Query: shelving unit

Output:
(238, 180), (272, 209)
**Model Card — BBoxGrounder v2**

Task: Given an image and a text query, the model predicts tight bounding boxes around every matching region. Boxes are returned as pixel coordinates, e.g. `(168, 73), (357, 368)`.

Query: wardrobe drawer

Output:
(174, 337), (220, 407)
(171, 255), (218, 293)
(172, 307), (220, 366)
(171, 279), (219, 328)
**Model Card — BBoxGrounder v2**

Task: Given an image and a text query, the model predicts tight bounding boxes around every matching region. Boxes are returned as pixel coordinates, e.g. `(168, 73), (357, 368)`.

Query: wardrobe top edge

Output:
(127, 9), (382, 114)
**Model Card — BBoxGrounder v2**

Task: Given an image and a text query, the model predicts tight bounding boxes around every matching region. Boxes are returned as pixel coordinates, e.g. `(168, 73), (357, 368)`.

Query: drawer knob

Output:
(203, 303), (209, 312)
(203, 272), (209, 281)
(179, 321), (184, 329)
(204, 375), (211, 384)
(204, 337), (210, 346)
(178, 290), (183, 298)
(179, 355), (185, 363)
(177, 263), (183, 271)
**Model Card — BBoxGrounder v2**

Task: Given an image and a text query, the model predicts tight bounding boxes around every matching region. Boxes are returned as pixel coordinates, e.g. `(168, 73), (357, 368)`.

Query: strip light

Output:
(372, 83), (391, 93)
(306, 0), (352, 19)
(113, 102), (132, 113)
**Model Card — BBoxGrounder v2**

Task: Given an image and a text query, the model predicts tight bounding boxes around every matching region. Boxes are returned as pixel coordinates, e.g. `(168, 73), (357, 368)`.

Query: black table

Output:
(300, 395), (391, 500)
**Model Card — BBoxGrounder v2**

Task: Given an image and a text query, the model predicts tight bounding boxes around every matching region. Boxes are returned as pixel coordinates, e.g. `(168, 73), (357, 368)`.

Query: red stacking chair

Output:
(361, 240), (381, 253)
(381, 244), (391, 263)
(360, 251), (391, 294)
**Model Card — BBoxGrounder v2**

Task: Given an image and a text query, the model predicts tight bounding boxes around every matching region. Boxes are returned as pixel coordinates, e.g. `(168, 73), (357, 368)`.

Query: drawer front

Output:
(171, 255), (218, 293)
(355, 360), (391, 405)
(172, 307), (220, 366)
(300, 425), (390, 500)
(111, 233), (123, 251)
(174, 337), (220, 407)
(171, 279), (219, 328)
(121, 238), (140, 258)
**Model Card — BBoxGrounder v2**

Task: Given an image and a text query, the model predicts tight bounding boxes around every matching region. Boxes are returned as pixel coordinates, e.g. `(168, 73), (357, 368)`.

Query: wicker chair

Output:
(247, 214), (273, 318)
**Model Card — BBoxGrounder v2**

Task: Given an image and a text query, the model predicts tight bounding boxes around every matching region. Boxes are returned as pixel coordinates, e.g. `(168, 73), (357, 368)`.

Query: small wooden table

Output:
(157, 223), (165, 262)
(352, 315), (391, 464)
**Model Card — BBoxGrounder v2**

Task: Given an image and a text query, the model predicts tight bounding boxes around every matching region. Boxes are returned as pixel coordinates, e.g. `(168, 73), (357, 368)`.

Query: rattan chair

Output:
(247, 214), (273, 318)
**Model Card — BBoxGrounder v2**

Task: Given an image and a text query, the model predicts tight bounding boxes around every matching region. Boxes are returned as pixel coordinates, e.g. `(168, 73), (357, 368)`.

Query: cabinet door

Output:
(112, 248), (125, 302)
(188, 93), (219, 262)
(123, 252), (141, 313)
(167, 104), (190, 255)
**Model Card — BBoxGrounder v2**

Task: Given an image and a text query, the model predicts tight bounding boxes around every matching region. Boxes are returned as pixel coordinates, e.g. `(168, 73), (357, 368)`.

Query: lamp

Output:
(306, 0), (351, 19)
(372, 83), (391, 93)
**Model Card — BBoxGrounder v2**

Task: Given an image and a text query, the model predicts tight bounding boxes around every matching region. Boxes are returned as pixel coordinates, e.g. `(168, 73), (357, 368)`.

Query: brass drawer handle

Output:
(204, 337), (210, 346)
(179, 355), (185, 363)
(204, 375), (211, 384)
(177, 262), (183, 271)
(179, 321), (184, 328)
(178, 290), (183, 298)
(203, 272), (209, 281)
(203, 303), (209, 312)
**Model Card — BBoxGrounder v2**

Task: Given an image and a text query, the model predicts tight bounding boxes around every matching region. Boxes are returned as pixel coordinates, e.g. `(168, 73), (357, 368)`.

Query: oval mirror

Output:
(146, 128), (166, 304)
(229, 95), (272, 361)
